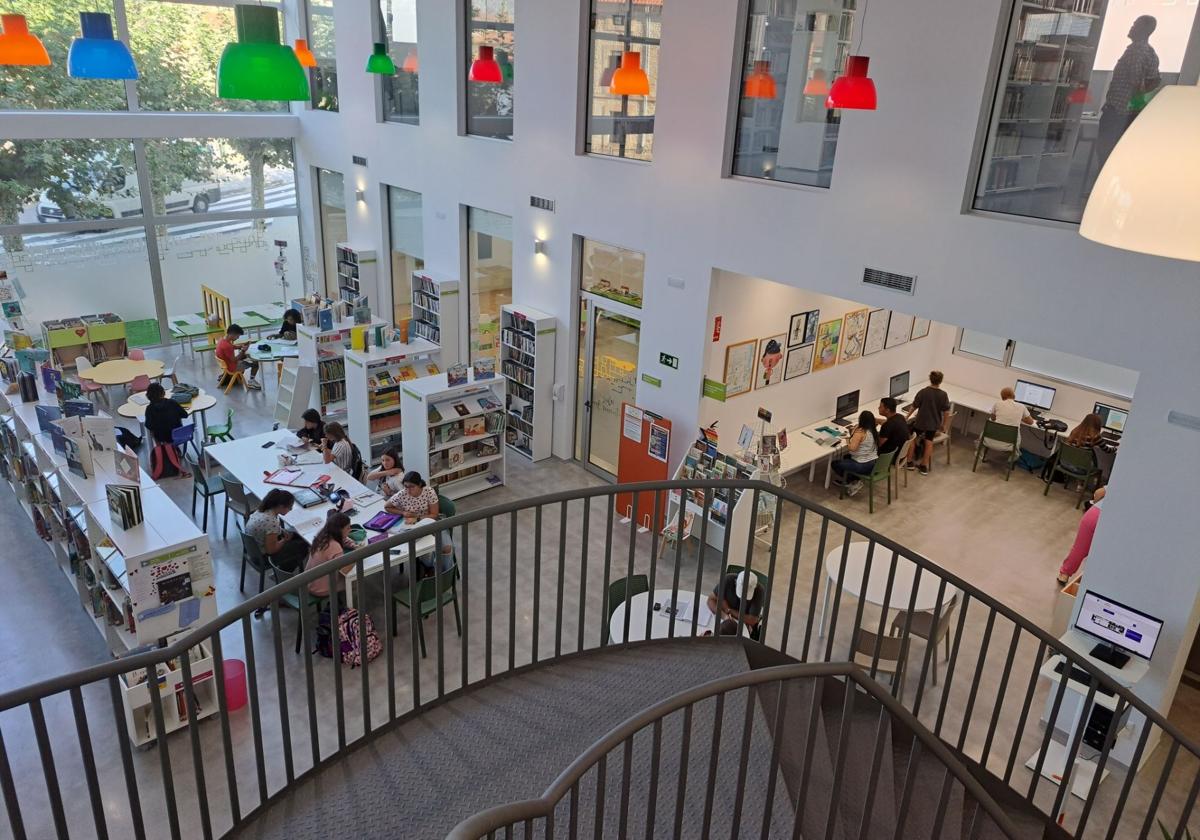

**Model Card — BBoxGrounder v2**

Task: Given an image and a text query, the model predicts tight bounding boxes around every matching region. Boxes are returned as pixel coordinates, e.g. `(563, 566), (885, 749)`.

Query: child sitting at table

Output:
(295, 408), (325, 446)
(305, 512), (356, 598)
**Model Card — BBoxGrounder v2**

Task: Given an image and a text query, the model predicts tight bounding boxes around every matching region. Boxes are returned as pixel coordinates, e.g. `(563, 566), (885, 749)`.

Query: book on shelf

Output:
(463, 416), (485, 436)
(63, 435), (94, 478)
(452, 402), (470, 417)
(446, 363), (468, 387)
(40, 363), (61, 394)
(501, 360), (535, 387)
(35, 403), (61, 433)
(63, 398), (94, 418)
(472, 357), (496, 380)
(428, 405), (443, 424)
(107, 483), (143, 530)
(422, 362), (440, 376)
(477, 394), (502, 412)
(318, 308), (334, 332)
(447, 445), (464, 468)
(114, 447), (139, 482)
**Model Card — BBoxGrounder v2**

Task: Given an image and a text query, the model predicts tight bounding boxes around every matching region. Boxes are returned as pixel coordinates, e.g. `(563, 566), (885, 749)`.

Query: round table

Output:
(818, 542), (956, 637)
(248, 340), (300, 363)
(608, 589), (718, 643)
(79, 358), (164, 386)
(117, 389), (217, 423)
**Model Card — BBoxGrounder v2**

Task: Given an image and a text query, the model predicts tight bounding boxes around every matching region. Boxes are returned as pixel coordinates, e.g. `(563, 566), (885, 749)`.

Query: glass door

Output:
(576, 298), (641, 478)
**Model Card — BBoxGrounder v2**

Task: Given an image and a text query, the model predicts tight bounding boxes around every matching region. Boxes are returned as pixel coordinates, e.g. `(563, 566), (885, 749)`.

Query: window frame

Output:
(383, 183), (424, 325)
(460, 0), (516, 141)
(377, 0), (420, 125)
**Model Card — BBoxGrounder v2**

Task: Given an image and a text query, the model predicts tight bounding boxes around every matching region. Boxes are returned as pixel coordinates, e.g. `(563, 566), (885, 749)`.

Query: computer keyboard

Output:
(1053, 660), (1115, 696)
(832, 417), (852, 427)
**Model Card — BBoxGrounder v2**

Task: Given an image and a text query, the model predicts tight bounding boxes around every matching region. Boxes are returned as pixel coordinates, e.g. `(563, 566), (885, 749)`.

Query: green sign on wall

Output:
(641, 373), (662, 388)
(702, 378), (726, 402)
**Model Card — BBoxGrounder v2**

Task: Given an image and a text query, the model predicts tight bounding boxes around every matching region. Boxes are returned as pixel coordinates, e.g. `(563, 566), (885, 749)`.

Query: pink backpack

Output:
(337, 609), (382, 668)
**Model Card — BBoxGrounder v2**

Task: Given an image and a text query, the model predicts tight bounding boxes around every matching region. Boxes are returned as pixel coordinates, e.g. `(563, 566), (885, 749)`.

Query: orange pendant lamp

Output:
(401, 49), (418, 73)
(826, 55), (876, 110)
(743, 60), (776, 99)
(610, 51), (649, 96)
(0, 14), (51, 66)
(803, 69), (829, 97)
(293, 38), (316, 68)
(469, 45), (502, 83)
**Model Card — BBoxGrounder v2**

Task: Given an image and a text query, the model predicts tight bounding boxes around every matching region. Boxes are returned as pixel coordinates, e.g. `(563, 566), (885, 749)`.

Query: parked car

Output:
(36, 163), (221, 222)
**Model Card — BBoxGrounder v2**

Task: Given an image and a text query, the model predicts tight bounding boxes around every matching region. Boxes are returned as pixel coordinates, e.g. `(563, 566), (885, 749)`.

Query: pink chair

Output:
(128, 349), (146, 361)
(128, 374), (151, 394)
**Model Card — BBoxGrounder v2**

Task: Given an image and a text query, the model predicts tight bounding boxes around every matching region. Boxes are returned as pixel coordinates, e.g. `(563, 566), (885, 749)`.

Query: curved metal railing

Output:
(445, 662), (1027, 840)
(0, 479), (1197, 839)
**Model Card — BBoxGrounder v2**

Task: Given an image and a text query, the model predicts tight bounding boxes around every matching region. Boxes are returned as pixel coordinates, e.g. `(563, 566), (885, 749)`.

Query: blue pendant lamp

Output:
(68, 12), (137, 79)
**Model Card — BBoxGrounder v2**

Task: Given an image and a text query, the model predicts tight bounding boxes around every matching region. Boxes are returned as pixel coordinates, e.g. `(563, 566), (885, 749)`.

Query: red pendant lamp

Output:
(0, 14), (50, 66)
(743, 60), (776, 99)
(826, 55), (876, 110)
(802, 69), (829, 97)
(292, 38), (316, 68)
(610, 51), (649, 96)
(401, 49), (418, 73)
(469, 45), (502, 83)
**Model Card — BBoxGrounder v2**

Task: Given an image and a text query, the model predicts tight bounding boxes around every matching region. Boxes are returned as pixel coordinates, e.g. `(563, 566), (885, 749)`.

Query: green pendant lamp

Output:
(217, 4), (309, 101)
(366, 42), (395, 74)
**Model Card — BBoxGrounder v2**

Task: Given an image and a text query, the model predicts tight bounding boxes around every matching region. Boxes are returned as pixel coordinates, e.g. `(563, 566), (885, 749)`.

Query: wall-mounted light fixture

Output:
(355, 189), (365, 202)
(534, 238), (547, 256)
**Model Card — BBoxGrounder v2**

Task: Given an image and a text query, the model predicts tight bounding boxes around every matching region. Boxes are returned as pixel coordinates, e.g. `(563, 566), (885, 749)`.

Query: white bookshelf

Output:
(411, 271), (461, 367)
(296, 313), (387, 424)
(664, 437), (764, 565)
(499, 303), (556, 462)
(336, 243), (377, 304)
(344, 338), (441, 467)
(273, 360), (316, 429)
(400, 370), (506, 500)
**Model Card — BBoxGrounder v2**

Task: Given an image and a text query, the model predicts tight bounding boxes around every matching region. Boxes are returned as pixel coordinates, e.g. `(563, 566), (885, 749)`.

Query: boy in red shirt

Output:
(215, 324), (261, 390)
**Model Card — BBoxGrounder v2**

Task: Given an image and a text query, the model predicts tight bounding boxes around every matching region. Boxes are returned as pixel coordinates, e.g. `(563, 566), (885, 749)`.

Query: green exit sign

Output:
(659, 352), (679, 369)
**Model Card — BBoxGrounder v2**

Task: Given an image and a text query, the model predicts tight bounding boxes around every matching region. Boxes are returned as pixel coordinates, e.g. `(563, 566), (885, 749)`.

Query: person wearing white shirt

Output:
(991, 387), (1035, 443)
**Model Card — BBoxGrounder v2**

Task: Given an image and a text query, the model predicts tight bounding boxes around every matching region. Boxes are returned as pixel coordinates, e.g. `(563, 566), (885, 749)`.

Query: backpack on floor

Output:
(149, 442), (183, 479)
(337, 608), (381, 668)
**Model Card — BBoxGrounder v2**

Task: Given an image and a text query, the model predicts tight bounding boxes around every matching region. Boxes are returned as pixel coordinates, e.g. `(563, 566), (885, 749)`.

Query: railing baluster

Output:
(979, 624), (1021, 769)
(357, 556), (373, 725)
(509, 509), (518, 672)
(1137, 739), (1179, 840)
(855, 705), (890, 840)
(1028, 663), (1073, 802)
(618, 737), (633, 837)
(241, 614), (270, 803)
(868, 549), (899, 679)
(434, 531), (446, 698)
(623, 491), (639, 646)
(1171, 764), (1200, 840)
(600, 496), (615, 646)
(701, 693), (725, 840)
(297, 592), (320, 769)
(1004, 639), (1046, 786)
(28, 698), (68, 838)
(209, 632), (241, 824)
(929, 766), (955, 839)
(593, 755), (607, 838)
(759, 682), (788, 840)
(178, 654), (213, 840)
(68, 686), (108, 839)
(824, 673), (857, 839)
(821, 527), (854, 661)
(144, 665), (182, 839)
(847, 540), (877, 674)
(956, 607), (996, 752)
(907, 574), (945, 717)
(382, 547), (396, 720)
(759, 492), (784, 641)
(407, 532), (422, 706)
(716, 488), (736, 643)
(1104, 720), (1153, 840)
(569, 779), (579, 840)
(577, 501), (590, 655)
(107, 673), (147, 840)
(532, 505), (542, 663)
(891, 737), (922, 840)
(933, 593), (973, 737)
(729, 685), (757, 835)
(1077, 696), (1131, 835)
(645, 718), (662, 840)
(801, 516), (829, 658)
(664, 488), (684, 640)
(735, 488), (761, 639)
(269, 602), (295, 784)
(460, 524), (471, 688)
(689, 489), (712, 636)
(555, 501), (567, 658)
(779, 506), (807, 654)
(486, 516), (494, 679)
(791, 678), (824, 840)
(328, 570), (346, 747)
(0, 724), (26, 840)
(673, 704), (694, 840)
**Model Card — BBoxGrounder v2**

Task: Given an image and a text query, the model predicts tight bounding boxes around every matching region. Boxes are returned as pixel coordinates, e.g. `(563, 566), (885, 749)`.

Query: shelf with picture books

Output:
(344, 338), (441, 465)
(499, 304), (556, 462)
(401, 365), (506, 500)
(664, 432), (764, 557)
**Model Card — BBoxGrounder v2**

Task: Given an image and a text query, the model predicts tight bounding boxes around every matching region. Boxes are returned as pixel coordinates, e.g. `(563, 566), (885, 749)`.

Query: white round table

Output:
(818, 542), (955, 637)
(117, 389), (217, 421)
(608, 588), (719, 643)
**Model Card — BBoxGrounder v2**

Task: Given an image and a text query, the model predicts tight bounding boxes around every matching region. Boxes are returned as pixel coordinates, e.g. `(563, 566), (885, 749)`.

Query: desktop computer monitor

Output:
(1074, 590), (1163, 668)
(835, 390), (860, 420)
(1093, 402), (1129, 433)
(1014, 379), (1056, 411)
(889, 371), (910, 399)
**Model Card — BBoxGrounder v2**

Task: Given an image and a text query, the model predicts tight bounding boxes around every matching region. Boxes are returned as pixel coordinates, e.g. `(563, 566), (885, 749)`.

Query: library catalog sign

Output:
(126, 538), (216, 644)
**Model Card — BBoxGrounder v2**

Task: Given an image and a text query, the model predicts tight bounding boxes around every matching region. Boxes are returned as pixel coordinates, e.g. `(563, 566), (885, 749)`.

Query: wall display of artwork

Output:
(838, 308), (870, 364)
(802, 310), (819, 345)
(885, 312), (914, 349)
(863, 309), (890, 356)
(787, 313), (806, 347)
(722, 339), (757, 398)
(756, 334), (785, 389)
(783, 344), (814, 380)
(910, 316), (931, 341)
(812, 319), (842, 372)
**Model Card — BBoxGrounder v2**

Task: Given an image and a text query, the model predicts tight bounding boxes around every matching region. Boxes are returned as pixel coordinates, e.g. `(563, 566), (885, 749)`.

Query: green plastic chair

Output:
(187, 451), (225, 532)
(391, 561), (462, 657)
(973, 420), (1020, 481)
(268, 557), (328, 653)
(237, 524), (270, 595)
(206, 408), (235, 443)
(1044, 442), (1102, 509)
(606, 574), (649, 628)
(838, 450), (895, 513)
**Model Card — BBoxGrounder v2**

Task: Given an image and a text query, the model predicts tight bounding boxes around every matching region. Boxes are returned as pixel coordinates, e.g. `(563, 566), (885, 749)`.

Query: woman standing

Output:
(830, 410), (880, 497)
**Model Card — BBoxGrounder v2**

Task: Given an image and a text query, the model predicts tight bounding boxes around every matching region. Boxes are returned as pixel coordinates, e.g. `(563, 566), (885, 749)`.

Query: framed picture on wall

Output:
(787, 313), (807, 347)
(722, 339), (757, 398)
(756, 334), (786, 389)
(885, 312), (914, 349)
(863, 309), (890, 356)
(812, 319), (842, 372)
(910, 316), (931, 341)
(784, 344), (814, 380)
(839, 308), (870, 364)
(803, 309), (820, 345)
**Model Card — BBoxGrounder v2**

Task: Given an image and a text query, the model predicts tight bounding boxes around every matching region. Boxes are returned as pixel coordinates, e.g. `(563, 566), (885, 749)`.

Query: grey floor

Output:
(1, 345), (1198, 838)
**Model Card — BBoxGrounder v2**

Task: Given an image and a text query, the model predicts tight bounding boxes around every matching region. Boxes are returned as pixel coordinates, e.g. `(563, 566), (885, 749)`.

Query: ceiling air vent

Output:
(862, 267), (916, 296)
(530, 195), (555, 212)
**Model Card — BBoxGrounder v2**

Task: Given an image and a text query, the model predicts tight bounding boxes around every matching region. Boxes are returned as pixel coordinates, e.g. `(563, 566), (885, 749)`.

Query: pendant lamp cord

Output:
(854, 0), (869, 55)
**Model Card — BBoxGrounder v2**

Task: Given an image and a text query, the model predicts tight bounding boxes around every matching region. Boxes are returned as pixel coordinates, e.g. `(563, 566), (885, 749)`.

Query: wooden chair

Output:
(891, 434), (917, 499)
(973, 420), (1020, 481)
(890, 591), (959, 686)
(852, 629), (910, 695)
(928, 410), (956, 472)
(217, 355), (246, 394)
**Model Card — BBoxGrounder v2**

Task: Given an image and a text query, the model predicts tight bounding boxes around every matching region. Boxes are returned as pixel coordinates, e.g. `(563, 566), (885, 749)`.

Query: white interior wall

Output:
(293, 0), (1200, 720)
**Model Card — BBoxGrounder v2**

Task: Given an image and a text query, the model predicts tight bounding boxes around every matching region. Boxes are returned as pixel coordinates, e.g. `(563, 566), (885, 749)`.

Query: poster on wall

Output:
(755, 334), (785, 389)
(787, 313), (807, 347)
(647, 423), (670, 462)
(839, 308), (870, 364)
(910, 316), (931, 341)
(802, 310), (820, 345)
(885, 312), (914, 349)
(784, 344), (814, 380)
(863, 309), (890, 356)
(813, 320), (842, 372)
(722, 339), (757, 398)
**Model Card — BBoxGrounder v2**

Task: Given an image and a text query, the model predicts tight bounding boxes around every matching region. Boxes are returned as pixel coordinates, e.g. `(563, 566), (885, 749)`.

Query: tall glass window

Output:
(308, 0), (339, 111)
(584, 0), (662, 161)
(465, 0), (515, 140)
(466, 207), (512, 363)
(387, 186), (423, 325)
(730, 1), (856, 187)
(316, 169), (347, 297)
(380, 0), (419, 123)
(975, 2), (1199, 222)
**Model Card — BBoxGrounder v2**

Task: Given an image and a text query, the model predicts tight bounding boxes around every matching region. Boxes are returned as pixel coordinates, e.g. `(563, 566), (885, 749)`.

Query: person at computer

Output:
(988, 386), (1035, 447)
(1058, 488), (1105, 585)
(1067, 413), (1104, 448)
(830, 410), (879, 497)
(876, 398), (911, 458)
(904, 371), (950, 476)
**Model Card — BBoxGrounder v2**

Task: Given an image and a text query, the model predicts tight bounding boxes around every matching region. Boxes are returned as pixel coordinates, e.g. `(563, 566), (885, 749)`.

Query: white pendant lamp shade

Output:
(1079, 85), (1200, 263)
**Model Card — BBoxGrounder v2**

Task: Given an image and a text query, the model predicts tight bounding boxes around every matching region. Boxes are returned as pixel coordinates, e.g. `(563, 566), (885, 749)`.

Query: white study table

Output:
(609, 589), (730, 642)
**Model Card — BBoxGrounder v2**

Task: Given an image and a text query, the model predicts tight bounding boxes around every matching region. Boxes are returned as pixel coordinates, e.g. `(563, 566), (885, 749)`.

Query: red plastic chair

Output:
(128, 374), (151, 394)
(128, 349), (146, 361)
